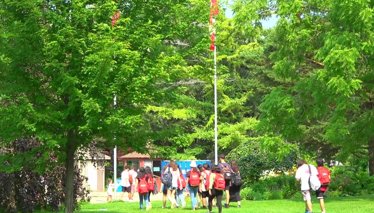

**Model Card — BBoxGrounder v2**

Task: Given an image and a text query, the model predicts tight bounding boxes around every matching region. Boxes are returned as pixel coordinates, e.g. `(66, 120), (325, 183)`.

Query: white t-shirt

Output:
(129, 170), (137, 185)
(120, 170), (130, 187)
(164, 167), (180, 188)
(295, 164), (318, 191)
(107, 183), (115, 195)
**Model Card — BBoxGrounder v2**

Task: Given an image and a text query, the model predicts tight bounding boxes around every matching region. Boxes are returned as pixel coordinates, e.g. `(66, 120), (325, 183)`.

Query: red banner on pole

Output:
(209, 0), (219, 50)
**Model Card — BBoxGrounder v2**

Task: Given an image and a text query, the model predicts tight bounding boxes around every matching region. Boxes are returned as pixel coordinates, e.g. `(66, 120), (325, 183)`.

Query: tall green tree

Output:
(237, 0), (374, 174)
(0, 0), (208, 212)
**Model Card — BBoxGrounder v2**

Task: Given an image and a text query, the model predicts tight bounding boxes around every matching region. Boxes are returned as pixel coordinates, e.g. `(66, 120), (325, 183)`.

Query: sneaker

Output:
(203, 206), (207, 209)
(238, 205), (241, 208)
(224, 203), (229, 208)
(182, 202), (186, 208)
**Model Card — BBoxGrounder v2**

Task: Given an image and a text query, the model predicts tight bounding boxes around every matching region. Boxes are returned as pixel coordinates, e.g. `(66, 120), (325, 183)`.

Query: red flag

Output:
(211, 0), (219, 15)
(209, 0), (219, 50)
(211, 32), (215, 42)
(210, 43), (215, 51)
(111, 11), (120, 27)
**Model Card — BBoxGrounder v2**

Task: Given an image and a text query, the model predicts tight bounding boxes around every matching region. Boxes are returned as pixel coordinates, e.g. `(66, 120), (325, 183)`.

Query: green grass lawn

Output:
(71, 195), (374, 213)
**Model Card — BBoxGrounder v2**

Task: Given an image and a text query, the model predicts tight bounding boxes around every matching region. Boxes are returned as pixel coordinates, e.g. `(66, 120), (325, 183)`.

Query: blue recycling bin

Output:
(116, 179), (122, 192)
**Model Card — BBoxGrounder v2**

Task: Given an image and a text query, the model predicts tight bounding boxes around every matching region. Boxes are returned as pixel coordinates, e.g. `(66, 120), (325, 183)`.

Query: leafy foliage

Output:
(0, 138), (89, 213)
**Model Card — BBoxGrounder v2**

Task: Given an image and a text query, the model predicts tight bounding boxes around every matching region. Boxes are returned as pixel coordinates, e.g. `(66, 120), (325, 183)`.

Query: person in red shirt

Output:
(316, 159), (331, 213)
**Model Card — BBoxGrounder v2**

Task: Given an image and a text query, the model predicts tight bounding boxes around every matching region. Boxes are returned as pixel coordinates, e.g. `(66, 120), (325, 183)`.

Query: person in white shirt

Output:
(295, 160), (318, 213)
(106, 179), (115, 202)
(164, 160), (180, 209)
(120, 166), (131, 201)
(129, 166), (137, 202)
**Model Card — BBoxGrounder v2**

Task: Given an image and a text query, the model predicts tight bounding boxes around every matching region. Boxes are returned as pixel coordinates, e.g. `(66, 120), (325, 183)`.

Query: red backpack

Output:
(213, 173), (225, 190)
(138, 177), (149, 194)
(317, 167), (330, 185)
(178, 174), (187, 188)
(189, 170), (201, 187)
(204, 170), (212, 190)
(147, 174), (155, 191)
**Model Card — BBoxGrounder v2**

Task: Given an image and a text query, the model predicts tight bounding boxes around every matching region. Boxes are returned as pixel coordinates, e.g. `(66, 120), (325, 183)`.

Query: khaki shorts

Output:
(301, 190), (311, 201)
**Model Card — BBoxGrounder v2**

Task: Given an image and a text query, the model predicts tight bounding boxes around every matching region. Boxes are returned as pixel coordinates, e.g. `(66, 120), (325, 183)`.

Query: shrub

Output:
(329, 166), (374, 196)
(241, 174), (299, 200)
(0, 138), (90, 213)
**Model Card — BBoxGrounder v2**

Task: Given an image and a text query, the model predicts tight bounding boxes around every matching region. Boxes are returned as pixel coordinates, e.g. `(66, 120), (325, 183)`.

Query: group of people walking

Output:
(161, 154), (242, 213)
(107, 156), (331, 213)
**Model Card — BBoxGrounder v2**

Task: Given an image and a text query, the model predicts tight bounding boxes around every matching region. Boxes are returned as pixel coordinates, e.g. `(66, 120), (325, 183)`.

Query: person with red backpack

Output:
(186, 161), (201, 210)
(316, 159), (330, 213)
(201, 163), (211, 209)
(136, 167), (150, 210)
(208, 165), (225, 213)
(145, 166), (155, 210)
(218, 154), (232, 208)
(176, 164), (186, 208)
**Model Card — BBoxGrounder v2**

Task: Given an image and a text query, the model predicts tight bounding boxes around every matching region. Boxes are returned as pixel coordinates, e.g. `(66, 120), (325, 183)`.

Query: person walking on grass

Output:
(200, 163), (211, 209)
(120, 166), (131, 201)
(197, 164), (204, 209)
(106, 179), (115, 202)
(161, 163), (169, 209)
(129, 166), (137, 202)
(145, 166), (155, 210)
(186, 161), (201, 210)
(176, 164), (186, 208)
(136, 167), (150, 210)
(316, 159), (331, 213)
(165, 160), (179, 209)
(228, 161), (242, 208)
(208, 165), (225, 213)
(218, 154), (232, 208)
(295, 160), (318, 213)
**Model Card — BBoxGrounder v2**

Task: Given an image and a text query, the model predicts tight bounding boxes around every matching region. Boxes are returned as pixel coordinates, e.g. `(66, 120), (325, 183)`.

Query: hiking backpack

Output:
(214, 173), (226, 190)
(162, 167), (172, 187)
(231, 172), (242, 186)
(220, 163), (232, 180)
(189, 170), (201, 187)
(317, 167), (330, 185)
(138, 177), (149, 194)
(147, 174), (155, 191)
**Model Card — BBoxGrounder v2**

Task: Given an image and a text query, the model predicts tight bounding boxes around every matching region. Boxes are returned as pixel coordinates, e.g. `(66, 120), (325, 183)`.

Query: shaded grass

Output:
(38, 195), (374, 213)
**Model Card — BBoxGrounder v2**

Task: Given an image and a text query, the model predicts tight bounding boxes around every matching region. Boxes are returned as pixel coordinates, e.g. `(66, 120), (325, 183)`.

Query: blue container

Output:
(161, 160), (211, 178)
(116, 179), (122, 192)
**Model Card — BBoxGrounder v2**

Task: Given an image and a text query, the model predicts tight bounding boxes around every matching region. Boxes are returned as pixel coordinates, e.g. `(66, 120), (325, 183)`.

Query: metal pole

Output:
(214, 45), (218, 165)
(113, 95), (117, 199)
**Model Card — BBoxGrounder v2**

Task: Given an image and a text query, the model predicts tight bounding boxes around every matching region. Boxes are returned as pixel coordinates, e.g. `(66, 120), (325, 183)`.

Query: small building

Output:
(119, 152), (163, 177)
(77, 152), (106, 192)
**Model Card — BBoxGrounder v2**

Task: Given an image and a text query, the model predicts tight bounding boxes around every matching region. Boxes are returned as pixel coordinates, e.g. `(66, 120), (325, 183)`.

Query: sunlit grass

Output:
(51, 195), (374, 213)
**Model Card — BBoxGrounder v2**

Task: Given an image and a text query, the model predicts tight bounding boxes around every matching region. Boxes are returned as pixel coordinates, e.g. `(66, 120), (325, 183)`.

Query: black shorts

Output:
(202, 191), (210, 198)
(163, 186), (168, 195)
(224, 180), (230, 191)
(316, 187), (328, 199)
(122, 186), (130, 193)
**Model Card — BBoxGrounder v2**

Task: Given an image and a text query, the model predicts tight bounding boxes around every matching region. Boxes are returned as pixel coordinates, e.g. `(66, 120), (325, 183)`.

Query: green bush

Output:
(241, 174), (299, 200)
(329, 166), (374, 196)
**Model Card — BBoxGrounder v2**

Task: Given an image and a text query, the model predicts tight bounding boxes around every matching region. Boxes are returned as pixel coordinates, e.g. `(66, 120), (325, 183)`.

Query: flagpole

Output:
(214, 45), (218, 165)
(113, 95), (117, 200)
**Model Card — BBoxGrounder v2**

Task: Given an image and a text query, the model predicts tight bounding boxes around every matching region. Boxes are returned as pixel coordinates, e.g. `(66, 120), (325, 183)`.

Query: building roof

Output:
(119, 151), (163, 160)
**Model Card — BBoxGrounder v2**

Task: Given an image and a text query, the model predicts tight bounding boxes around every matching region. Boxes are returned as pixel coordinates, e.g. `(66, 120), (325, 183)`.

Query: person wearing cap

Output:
(186, 161), (202, 210)
(218, 154), (232, 208)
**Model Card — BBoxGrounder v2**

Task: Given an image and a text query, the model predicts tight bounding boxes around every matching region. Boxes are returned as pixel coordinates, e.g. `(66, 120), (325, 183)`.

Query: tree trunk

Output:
(65, 130), (77, 213)
(369, 139), (374, 176)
